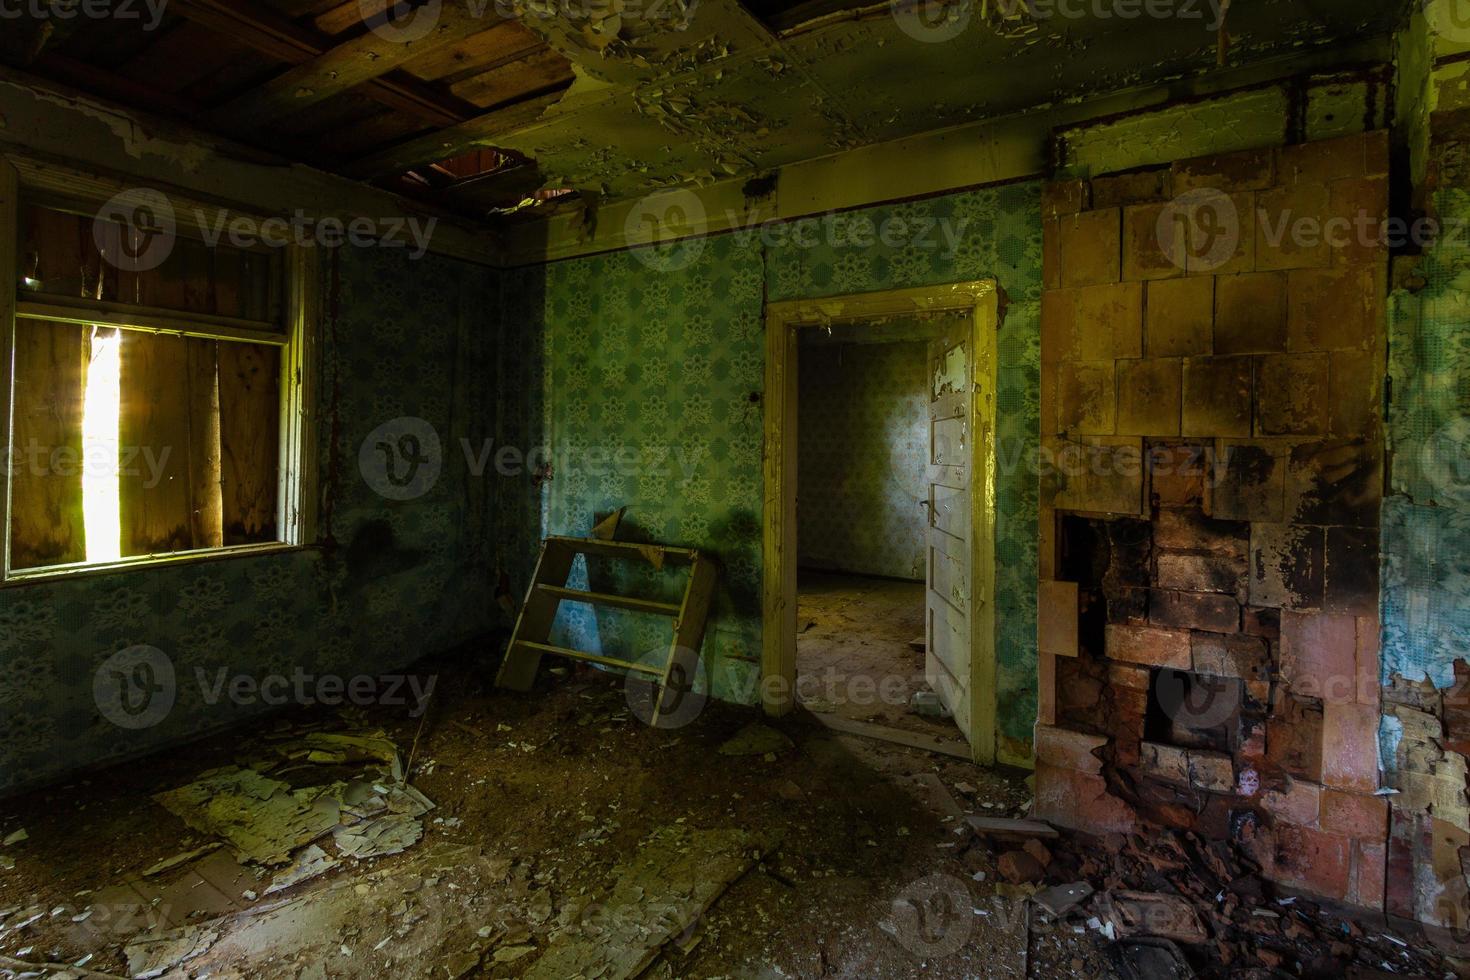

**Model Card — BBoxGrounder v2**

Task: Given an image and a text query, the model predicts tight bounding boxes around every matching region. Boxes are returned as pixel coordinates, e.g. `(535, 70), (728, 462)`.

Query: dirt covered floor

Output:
(0, 649), (1461, 979)
(796, 571), (963, 744)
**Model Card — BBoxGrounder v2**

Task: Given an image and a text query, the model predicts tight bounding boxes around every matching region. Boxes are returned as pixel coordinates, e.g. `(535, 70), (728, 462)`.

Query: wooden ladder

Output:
(496, 536), (719, 726)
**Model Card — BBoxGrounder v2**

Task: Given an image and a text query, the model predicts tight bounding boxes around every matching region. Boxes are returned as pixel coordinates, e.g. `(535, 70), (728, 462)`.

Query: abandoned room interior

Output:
(2, 0), (1470, 977)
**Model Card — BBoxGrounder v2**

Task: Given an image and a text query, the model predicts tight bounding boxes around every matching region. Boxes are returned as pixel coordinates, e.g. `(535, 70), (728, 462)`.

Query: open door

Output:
(925, 330), (973, 740)
(763, 281), (999, 764)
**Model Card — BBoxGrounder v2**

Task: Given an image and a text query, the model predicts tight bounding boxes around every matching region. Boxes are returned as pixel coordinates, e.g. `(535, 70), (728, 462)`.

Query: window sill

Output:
(3, 542), (316, 587)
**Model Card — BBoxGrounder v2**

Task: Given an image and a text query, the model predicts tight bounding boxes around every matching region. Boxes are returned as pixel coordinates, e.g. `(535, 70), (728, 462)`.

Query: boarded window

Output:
(8, 201), (286, 572)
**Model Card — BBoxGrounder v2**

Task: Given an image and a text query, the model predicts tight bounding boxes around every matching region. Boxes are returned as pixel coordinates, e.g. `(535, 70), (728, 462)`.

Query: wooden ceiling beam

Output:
(343, 85), (567, 178)
(208, 5), (500, 133)
(169, 0), (476, 127)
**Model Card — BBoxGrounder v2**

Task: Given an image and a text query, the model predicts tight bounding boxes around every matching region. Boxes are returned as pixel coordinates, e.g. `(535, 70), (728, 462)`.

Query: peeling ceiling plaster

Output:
(489, 0), (1406, 202)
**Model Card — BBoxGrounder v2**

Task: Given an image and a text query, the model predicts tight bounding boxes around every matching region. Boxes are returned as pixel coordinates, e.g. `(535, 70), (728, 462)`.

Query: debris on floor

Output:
(909, 690), (953, 719)
(716, 722), (794, 757)
(525, 825), (775, 979)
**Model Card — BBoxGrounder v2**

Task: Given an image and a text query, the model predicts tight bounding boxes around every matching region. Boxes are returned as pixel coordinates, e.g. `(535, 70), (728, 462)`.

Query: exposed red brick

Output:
(1191, 631), (1268, 679)
(1354, 615), (1380, 708)
(1281, 610), (1358, 704)
(1266, 698), (1325, 783)
(1033, 762), (1137, 834)
(1150, 589), (1240, 633)
(1349, 840), (1387, 911)
(1322, 701), (1381, 793)
(1105, 624), (1192, 669)
(1035, 724), (1107, 775)
(1108, 663), (1152, 691)
(1320, 790), (1389, 841)
(1261, 778), (1321, 828)
(1273, 824), (1352, 901)
(1156, 551), (1246, 594)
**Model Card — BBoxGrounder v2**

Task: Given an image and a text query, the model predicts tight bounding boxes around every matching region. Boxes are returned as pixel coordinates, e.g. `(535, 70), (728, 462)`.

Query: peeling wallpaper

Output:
(797, 335), (931, 581)
(501, 181), (1043, 746)
(1383, 183), (1470, 694)
(0, 248), (499, 796)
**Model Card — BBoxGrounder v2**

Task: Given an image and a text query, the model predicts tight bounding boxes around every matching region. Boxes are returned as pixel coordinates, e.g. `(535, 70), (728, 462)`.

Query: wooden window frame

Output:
(0, 156), (319, 583)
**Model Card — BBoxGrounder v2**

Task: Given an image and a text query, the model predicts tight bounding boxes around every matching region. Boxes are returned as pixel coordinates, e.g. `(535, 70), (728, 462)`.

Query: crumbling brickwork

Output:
(1036, 132), (1390, 910)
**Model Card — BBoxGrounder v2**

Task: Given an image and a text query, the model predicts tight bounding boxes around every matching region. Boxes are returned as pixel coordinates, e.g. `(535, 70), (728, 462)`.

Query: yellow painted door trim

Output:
(761, 281), (1000, 765)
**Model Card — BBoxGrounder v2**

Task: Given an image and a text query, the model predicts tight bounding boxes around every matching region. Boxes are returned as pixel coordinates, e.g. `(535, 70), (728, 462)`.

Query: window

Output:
(2, 177), (315, 579)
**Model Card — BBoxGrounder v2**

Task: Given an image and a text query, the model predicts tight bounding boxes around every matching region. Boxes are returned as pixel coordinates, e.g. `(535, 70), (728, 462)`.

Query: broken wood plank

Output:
(964, 815), (1061, 840)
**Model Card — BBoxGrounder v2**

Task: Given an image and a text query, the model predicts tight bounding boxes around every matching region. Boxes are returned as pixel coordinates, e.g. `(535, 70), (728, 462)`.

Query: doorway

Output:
(793, 318), (960, 744)
(762, 282), (1000, 764)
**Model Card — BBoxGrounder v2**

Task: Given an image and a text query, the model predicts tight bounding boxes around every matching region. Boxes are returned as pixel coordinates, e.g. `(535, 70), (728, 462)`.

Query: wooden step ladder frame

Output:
(496, 536), (719, 727)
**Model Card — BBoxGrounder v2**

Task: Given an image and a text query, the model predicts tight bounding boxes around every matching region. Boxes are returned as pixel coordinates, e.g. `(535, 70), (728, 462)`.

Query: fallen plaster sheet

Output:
(153, 767), (347, 867)
(153, 728), (433, 866)
(126, 843), (513, 980)
(525, 825), (775, 980)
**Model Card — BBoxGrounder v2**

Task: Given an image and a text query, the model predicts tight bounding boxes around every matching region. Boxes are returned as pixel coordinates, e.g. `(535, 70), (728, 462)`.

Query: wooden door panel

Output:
(926, 329), (973, 740)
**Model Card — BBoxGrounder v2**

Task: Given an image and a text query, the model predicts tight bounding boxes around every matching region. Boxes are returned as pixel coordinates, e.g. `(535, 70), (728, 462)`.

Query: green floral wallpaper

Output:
(0, 247), (499, 795)
(501, 181), (1043, 746)
(797, 334), (932, 581)
(1382, 182), (1470, 706)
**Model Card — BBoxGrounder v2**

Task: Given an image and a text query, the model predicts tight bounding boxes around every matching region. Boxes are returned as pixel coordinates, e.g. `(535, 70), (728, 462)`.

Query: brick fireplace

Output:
(1035, 133), (1390, 909)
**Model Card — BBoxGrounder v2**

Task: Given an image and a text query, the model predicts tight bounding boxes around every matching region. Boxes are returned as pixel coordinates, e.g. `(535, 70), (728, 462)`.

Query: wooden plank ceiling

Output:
(4, 0), (575, 215)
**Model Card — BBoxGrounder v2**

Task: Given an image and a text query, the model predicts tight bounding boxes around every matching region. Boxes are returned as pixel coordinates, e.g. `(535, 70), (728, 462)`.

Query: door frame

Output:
(761, 280), (1000, 764)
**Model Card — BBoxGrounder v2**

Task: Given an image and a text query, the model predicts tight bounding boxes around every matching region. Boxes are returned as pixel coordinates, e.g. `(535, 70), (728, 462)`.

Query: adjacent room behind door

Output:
(794, 317), (961, 742)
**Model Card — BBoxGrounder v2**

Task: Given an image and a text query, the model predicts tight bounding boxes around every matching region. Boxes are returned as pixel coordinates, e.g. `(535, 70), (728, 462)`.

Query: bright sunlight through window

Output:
(82, 327), (122, 564)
